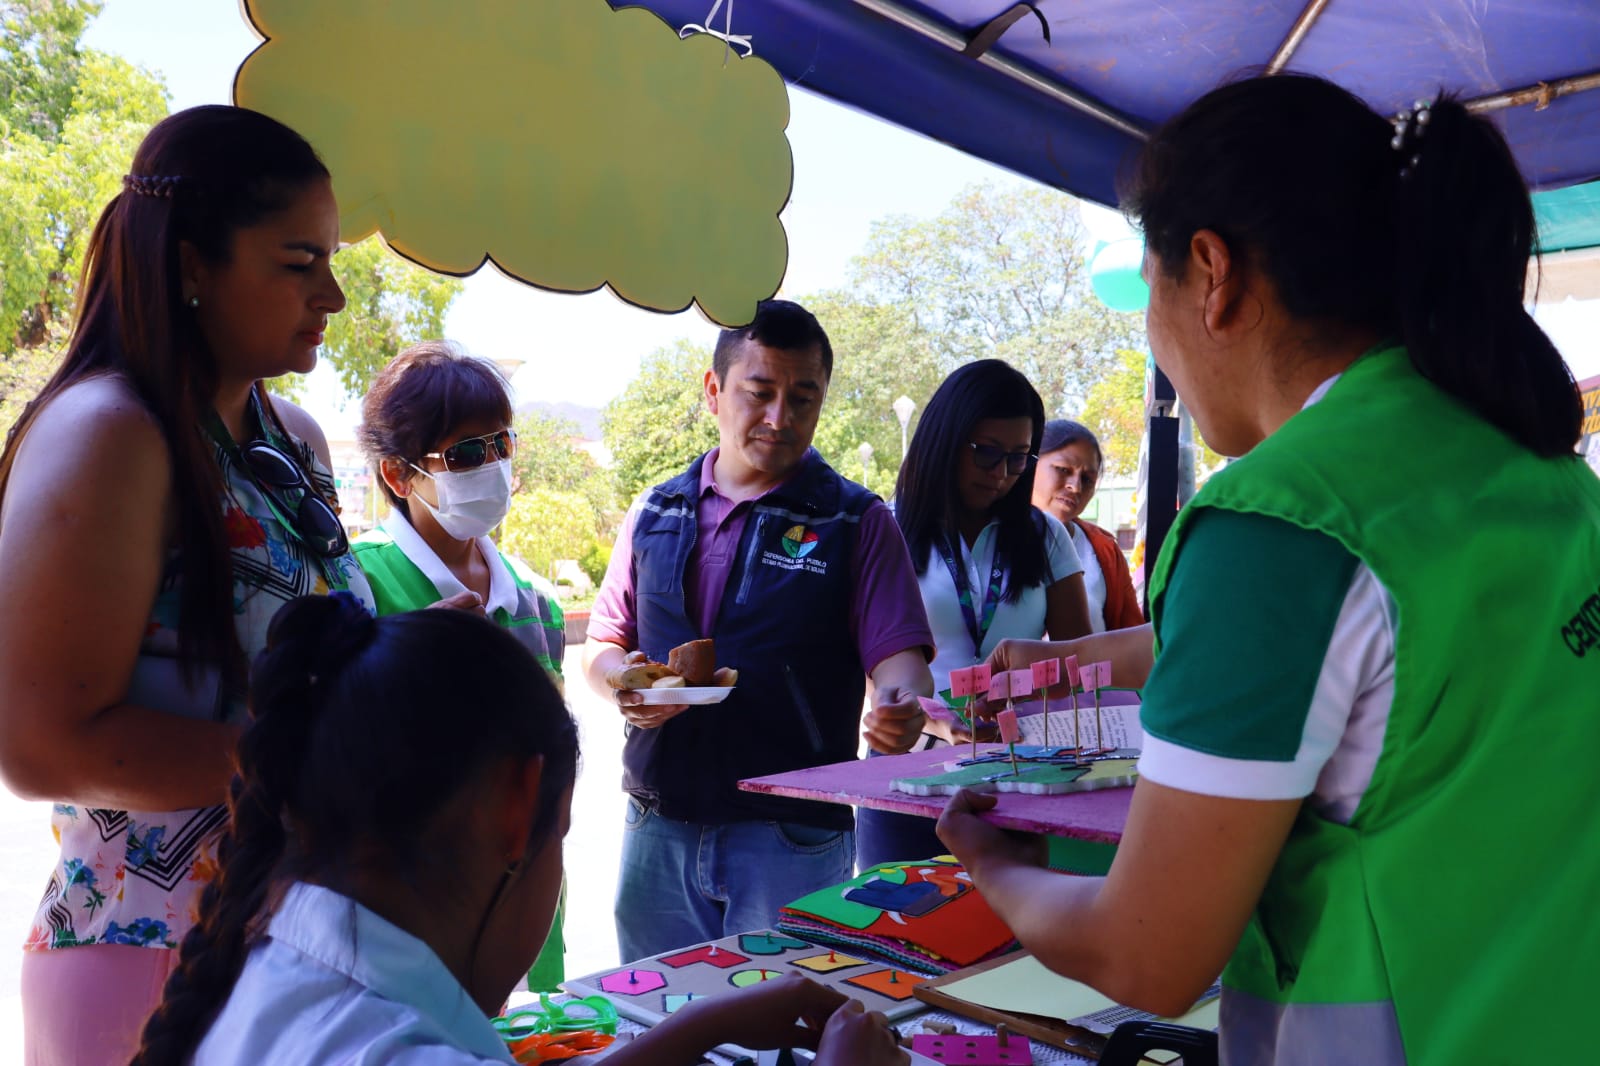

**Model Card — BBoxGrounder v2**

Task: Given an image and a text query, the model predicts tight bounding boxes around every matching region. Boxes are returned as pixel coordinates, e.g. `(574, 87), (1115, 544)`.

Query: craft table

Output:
(738, 742), (1133, 843)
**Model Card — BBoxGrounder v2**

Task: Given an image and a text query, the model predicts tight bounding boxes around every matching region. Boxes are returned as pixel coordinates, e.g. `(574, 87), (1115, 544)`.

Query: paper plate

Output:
(629, 686), (735, 705)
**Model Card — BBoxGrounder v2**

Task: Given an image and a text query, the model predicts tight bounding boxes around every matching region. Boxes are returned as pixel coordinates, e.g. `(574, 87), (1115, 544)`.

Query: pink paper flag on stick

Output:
(1079, 661), (1100, 693)
(919, 696), (950, 717)
(949, 667), (974, 698)
(971, 663), (993, 693)
(1063, 655), (1081, 688)
(996, 709), (1021, 743)
(987, 671), (1010, 701)
(1009, 669), (1034, 697)
(1031, 657), (1061, 688)
(1096, 660), (1114, 688)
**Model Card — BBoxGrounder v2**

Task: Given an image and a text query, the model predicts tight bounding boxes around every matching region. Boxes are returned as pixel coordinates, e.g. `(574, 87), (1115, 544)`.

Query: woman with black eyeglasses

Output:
(855, 359), (1092, 869)
(351, 340), (571, 989)
(0, 107), (377, 1064)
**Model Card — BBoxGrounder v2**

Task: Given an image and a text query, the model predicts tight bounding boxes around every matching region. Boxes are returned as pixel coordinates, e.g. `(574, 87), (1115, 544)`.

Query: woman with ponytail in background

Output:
(946, 75), (1598, 1065)
(133, 597), (907, 1066)
(0, 107), (373, 1064)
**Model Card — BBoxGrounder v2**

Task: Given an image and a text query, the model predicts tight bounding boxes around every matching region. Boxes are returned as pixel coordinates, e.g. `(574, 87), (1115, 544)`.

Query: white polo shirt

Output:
(196, 882), (514, 1064)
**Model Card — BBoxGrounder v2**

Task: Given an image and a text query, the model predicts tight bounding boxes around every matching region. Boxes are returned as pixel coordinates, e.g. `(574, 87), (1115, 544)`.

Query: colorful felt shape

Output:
(845, 878), (945, 916)
(779, 860), (1014, 971)
(662, 993), (698, 1013)
(738, 932), (811, 955)
(1031, 658), (1061, 688)
(911, 1034), (1034, 1065)
(660, 944), (748, 969)
(949, 666), (975, 698)
(996, 709), (1021, 743)
(791, 952), (868, 973)
(1063, 655), (1080, 687)
(233, 0), (793, 327)
(599, 968), (667, 996)
(844, 968), (921, 1000)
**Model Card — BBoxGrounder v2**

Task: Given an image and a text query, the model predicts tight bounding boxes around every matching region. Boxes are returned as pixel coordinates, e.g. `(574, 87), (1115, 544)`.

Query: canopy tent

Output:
(629, 1), (1600, 203)
(626, 0), (1600, 590)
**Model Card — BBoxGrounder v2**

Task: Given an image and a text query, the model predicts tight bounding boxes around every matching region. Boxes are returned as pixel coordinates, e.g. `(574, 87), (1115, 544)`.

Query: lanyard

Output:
(935, 531), (1006, 661)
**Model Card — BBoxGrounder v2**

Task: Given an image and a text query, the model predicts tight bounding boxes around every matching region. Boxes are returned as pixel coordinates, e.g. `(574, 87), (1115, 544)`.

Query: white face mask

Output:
(408, 458), (513, 540)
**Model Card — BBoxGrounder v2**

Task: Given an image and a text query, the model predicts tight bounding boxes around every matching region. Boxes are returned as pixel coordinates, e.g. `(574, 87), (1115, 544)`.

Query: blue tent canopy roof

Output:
(627, 0), (1600, 207)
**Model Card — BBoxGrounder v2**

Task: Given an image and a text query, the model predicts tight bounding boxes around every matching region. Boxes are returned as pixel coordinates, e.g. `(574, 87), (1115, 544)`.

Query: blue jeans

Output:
(614, 798), (855, 963)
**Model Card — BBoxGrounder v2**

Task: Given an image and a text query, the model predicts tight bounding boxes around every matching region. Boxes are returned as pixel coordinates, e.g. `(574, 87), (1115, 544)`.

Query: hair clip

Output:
(1391, 99), (1434, 179)
(122, 173), (182, 198)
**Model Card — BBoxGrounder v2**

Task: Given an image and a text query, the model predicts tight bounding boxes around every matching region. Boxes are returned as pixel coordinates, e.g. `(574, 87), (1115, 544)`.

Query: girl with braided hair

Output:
(134, 596), (907, 1066)
(0, 106), (382, 1063)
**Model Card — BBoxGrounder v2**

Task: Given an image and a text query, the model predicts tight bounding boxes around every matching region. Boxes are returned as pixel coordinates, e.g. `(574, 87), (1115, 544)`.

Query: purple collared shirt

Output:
(589, 449), (932, 673)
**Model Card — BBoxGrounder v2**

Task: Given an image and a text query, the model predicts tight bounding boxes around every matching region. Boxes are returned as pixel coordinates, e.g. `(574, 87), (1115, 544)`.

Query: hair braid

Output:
(129, 726), (291, 1065)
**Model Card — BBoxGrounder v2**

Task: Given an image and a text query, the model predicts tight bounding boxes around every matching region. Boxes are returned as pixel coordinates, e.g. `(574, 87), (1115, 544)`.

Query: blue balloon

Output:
(1089, 237), (1149, 312)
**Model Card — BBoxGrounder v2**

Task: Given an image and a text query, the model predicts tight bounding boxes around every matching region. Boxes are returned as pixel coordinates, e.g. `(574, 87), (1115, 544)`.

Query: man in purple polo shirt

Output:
(583, 299), (935, 962)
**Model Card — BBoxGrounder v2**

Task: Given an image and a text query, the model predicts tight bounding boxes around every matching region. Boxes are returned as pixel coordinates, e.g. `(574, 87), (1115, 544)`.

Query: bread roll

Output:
(667, 638), (716, 686)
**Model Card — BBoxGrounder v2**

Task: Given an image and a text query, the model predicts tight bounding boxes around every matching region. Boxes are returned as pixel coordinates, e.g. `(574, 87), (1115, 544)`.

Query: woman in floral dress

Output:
(0, 106), (377, 1065)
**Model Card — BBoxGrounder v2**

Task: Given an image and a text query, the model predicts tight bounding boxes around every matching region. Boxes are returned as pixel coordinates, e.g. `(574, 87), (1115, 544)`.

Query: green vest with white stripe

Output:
(1148, 345), (1600, 1064)
(351, 531), (566, 677)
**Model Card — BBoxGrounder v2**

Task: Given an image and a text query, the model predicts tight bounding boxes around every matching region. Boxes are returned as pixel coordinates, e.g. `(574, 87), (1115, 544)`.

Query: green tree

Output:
(1, 47), (167, 355)
(512, 407), (618, 522)
(1081, 347), (1223, 480)
(0, 0), (99, 139)
(500, 486), (602, 582)
(1080, 348), (1147, 478)
(601, 338), (718, 502)
(849, 182), (1146, 417)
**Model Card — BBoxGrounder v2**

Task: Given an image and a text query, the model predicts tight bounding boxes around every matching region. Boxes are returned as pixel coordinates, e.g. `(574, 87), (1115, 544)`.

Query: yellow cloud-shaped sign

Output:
(234, 0), (792, 326)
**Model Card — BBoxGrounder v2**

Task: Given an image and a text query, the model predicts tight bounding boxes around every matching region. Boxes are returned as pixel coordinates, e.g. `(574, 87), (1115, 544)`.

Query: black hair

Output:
(358, 340), (513, 516)
(712, 298), (834, 382)
(894, 359), (1051, 603)
(1039, 419), (1103, 470)
(132, 595), (579, 1065)
(0, 105), (335, 690)
(1123, 74), (1581, 458)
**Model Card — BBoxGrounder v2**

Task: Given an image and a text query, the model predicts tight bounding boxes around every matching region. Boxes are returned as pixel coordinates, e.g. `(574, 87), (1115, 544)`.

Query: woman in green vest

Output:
(939, 75), (1597, 1065)
(352, 340), (570, 989)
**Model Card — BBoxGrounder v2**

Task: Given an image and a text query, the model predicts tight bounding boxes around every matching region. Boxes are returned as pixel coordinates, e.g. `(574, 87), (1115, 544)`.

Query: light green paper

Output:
(939, 955), (1218, 1030)
(234, 0), (792, 326)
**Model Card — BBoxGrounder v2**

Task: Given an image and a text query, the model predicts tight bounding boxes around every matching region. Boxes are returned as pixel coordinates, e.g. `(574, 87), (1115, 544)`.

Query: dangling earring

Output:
(188, 296), (199, 309)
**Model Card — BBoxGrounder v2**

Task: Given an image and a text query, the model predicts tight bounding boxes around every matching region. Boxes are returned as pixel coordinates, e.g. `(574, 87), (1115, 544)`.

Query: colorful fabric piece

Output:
(777, 859), (1015, 972)
(27, 411), (372, 956)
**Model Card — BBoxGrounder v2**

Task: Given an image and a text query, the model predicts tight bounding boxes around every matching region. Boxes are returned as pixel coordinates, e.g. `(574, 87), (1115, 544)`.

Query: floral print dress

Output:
(25, 417), (372, 953)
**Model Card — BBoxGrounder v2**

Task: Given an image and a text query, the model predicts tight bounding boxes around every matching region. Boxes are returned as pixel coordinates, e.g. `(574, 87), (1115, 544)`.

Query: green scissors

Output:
(493, 994), (620, 1039)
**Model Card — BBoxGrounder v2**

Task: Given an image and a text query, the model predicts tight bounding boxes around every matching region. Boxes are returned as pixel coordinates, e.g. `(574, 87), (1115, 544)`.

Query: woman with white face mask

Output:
(351, 340), (570, 990)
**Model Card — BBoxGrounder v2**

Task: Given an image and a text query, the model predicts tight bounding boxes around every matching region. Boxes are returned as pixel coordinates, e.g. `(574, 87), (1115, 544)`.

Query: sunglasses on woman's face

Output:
(968, 442), (1038, 476)
(422, 429), (517, 473)
(240, 442), (349, 558)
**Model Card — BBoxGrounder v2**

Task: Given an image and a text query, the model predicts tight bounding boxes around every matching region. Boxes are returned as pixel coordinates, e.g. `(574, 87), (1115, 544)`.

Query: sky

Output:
(81, 0), (1600, 439)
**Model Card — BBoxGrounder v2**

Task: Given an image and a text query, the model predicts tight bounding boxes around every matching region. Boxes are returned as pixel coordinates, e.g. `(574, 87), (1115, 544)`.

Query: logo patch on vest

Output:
(781, 524), (820, 559)
(765, 523), (828, 574)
